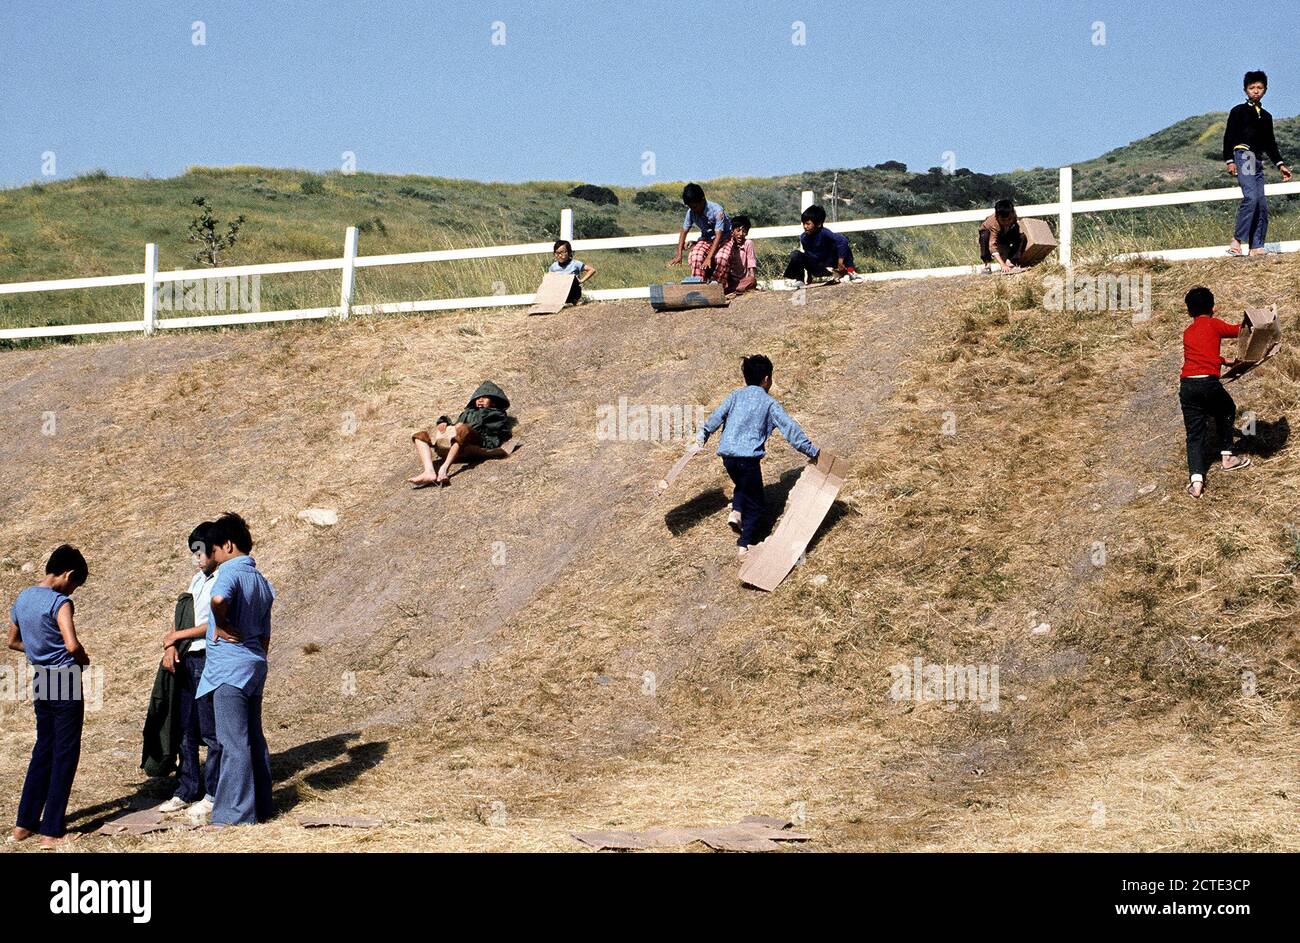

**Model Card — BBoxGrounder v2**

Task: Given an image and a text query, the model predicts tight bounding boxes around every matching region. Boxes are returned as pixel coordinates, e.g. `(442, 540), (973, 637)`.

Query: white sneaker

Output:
(158, 796), (189, 814)
(737, 546), (749, 561)
(186, 797), (214, 824)
(727, 509), (742, 533)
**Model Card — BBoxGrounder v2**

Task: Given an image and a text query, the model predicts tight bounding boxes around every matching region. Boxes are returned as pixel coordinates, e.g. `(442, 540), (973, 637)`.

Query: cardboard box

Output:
(527, 273), (575, 316)
(1222, 304), (1282, 382)
(738, 450), (849, 592)
(649, 281), (727, 311)
(1017, 217), (1057, 266)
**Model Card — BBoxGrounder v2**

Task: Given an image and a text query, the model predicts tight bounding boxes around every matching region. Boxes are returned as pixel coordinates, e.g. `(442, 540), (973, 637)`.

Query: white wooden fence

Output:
(1, 167), (1297, 341)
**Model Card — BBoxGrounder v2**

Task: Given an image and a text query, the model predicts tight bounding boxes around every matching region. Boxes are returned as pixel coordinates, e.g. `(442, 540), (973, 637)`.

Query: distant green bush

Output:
(299, 176), (325, 195)
(396, 185), (442, 203)
(634, 190), (671, 208)
(570, 184), (619, 206)
(574, 213), (626, 239)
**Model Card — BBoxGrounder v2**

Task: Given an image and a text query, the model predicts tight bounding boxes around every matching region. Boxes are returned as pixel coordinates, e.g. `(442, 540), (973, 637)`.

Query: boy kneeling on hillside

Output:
(1180, 286), (1250, 499)
(409, 381), (513, 488)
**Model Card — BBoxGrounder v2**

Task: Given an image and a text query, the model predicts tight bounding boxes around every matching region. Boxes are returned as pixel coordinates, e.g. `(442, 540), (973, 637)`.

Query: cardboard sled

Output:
(657, 444), (702, 490)
(738, 450), (849, 592)
(1017, 217), (1057, 267)
(1222, 304), (1281, 382)
(528, 273), (575, 316)
(650, 281), (727, 311)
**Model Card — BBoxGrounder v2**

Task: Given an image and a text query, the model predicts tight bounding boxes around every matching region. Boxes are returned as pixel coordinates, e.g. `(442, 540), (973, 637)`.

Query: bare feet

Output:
(10, 826), (34, 843)
(408, 471), (440, 489)
(1250, 247), (1267, 256)
(1187, 480), (1204, 499)
(38, 833), (79, 849)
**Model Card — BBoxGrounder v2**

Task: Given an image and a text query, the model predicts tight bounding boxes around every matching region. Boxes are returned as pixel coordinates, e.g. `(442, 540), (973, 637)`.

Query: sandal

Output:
(1222, 457), (1251, 471)
(1186, 481), (1204, 498)
(1226, 246), (1245, 257)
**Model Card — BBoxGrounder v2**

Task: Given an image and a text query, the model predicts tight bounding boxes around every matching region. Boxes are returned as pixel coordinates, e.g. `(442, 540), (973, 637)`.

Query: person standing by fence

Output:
(1223, 70), (1291, 257)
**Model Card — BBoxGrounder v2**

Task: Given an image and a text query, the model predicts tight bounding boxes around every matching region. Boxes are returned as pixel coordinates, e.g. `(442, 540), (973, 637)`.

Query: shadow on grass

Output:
(1233, 415), (1289, 458)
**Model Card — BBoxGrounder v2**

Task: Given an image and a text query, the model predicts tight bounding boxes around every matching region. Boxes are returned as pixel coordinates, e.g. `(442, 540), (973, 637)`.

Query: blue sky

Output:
(0, 0), (1293, 189)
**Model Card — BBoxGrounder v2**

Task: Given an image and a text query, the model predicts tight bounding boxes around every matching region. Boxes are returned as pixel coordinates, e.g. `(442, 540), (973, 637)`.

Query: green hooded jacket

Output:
(438, 380), (512, 450)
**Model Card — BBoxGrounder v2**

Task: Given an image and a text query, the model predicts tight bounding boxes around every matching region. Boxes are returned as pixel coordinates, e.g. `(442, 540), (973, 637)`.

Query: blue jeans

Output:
(212, 683), (273, 825)
(175, 650), (220, 803)
(722, 455), (765, 547)
(16, 678), (84, 838)
(1233, 150), (1268, 249)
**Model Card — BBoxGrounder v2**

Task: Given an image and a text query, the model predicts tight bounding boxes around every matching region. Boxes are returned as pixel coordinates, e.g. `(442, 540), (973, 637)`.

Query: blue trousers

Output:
(1233, 150), (1268, 249)
(175, 650), (220, 802)
(722, 455), (765, 547)
(212, 684), (273, 825)
(16, 685), (84, 837)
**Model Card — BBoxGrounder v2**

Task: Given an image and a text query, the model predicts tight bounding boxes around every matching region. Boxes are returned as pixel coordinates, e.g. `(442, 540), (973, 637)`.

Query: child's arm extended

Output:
(697, 392), (735, 446)
(56, 601), (89, 667)
(769, 401), (819, 459)
(669, 228), (689, 266)
(703, 229), (725, 268)
(7, 619), (22, 653)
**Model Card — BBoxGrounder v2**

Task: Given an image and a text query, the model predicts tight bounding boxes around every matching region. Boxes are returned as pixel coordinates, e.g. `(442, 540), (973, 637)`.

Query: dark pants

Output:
(979, 226), (1026, 265)
(176, 650), (220, 802)
(16, 681), (84, 838)
(783, 250), (836, 282)
(566, 280), (582, 304)
(212, 684), (273, 825)
(1179, 376), (1237, 478)
(1233, 150), (1268, 249)
(722, 455), (765, 547)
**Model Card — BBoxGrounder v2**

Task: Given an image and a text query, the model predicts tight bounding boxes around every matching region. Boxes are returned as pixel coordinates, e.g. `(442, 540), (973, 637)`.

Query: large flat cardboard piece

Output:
(657, 444), (702, 490)
(738, 450), (849, 592)
(1222, 304), (1282, 382)
(1018, 217), (1057, 266)
(649, 281), (727, 311)
(528, 273), (575, 316)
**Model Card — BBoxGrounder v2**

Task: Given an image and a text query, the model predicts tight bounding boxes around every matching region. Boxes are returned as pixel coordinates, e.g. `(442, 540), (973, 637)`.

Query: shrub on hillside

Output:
(569, 184), (619, 206)
(396, 185), (442, 203)
(731, 185), (799, 227)
(633, 190), (671, 208)
(299, 176), (325, 195)
(874, 160), (908, 172)
(575, 213), (626, 239)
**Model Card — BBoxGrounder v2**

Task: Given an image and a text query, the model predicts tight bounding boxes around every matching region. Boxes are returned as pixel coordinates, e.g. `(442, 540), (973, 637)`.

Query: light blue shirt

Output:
(186, 570), (216, 654)
(10, 586), (75, 669)
(697, 385), (818, 460)
(548, 259), (586, 276)
(683, 201), (731, 243)
(195, 555), (274, 698)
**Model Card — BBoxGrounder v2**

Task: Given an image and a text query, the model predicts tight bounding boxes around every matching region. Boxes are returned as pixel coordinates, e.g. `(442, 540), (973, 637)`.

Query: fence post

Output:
(801, 190), (814, 211)
(339, 225), (358, 319)
(560, 208), (574, 242)
(143, 243), (158, 335)
(1058, 166), (1073, 268)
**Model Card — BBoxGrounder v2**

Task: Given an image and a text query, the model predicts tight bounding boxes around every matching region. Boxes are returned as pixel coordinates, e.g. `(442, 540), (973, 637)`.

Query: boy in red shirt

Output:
(1179, 286), (1251, 498)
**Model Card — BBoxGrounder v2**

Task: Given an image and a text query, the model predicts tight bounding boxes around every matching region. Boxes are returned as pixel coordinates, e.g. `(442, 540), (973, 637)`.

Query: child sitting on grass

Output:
(1179, 286), (1251, 498)
(8, 544), (90, 847)
(549, 240), (596, 304)
(669, 183), (733, 284)
(409, 381), (513, 488)
(725, 215), (759, 297)
(696, 355), (820, 559)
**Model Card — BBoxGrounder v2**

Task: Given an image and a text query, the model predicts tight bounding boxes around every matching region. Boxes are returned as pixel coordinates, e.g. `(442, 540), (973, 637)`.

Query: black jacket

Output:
(140, 592), (195, 777)
(436, 380), (513, 450)
(1222, 102), (1287, 166)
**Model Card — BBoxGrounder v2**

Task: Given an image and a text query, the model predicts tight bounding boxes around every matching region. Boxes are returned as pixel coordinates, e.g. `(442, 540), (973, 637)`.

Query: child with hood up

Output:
(409, 381), (512, 488)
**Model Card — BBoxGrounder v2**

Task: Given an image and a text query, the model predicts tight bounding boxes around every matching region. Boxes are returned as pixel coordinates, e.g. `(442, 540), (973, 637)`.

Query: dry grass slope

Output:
(1, 256), (1297, 851)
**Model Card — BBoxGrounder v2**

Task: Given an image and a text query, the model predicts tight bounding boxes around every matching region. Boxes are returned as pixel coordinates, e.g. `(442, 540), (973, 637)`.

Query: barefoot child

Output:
(725, 216), (759, 297)
(8, 544), (90, 847)
(409, 381), (512, 488)
(549, 240), (596, 304)
(669, 183), (733, 283)
(1180, 286), (1251, 498)
(696, 355), (820, 558)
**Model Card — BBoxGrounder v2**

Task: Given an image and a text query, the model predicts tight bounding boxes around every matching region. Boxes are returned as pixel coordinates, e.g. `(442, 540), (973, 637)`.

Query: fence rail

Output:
(2, 169), (1298, 342)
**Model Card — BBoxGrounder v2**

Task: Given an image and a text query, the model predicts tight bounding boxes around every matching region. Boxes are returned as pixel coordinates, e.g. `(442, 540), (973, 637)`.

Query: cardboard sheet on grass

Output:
(1222, 304), (1281, 383)
(98, 808), (199, 837)
(572, 816), (809, 852)
(657, 443), (702, 490)
(528, 273), (575, 315)
(739, 450), (849, 591)
(1018, 217), (1057, 266)
(650, 281), (727, 311)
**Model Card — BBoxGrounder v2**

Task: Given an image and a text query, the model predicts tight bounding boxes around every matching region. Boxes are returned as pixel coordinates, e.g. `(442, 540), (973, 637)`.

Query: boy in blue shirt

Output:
(669, 182), (734, 283)
(157, 521), (222, 821)
(195, 512), (274, 826)
(696, 355), (820, 559)
(7, 544), (90, 846)
(549, 239), (597, 304)
(784, 204), (854, 285)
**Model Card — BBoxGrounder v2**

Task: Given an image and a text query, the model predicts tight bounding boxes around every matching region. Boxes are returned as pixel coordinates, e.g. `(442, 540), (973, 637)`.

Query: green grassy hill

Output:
(1, 111), (1297, 335)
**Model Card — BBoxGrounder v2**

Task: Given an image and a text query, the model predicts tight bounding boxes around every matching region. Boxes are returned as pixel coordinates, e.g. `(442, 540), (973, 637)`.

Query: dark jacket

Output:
(1222, 102), (1286, 166)
(437, 380), (513, 450)
(140, 592), (195, 777)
